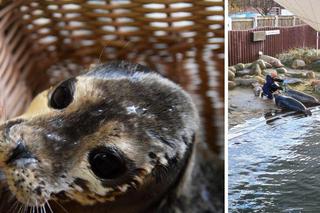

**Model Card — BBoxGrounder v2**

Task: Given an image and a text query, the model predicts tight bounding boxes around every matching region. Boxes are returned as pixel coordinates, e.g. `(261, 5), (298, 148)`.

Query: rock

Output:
(230, 104), (238, 109)
(251, 63), (262, 76)
(228, 70), (235, 81)
(314, 84), (320, 94)
(228, 81), (237, 90)
(286, 72), (306, 78)
(242, 75), (251, 79)
(311, 80), (320, 86)
(292, 59), (306, 69)
(265, 62), (273, 68)
(236, 69), (252, 77)
(284, 78), (303, 85)
(260, 54), (284, 68)
(234, 63), (245, 71)
(306, 71), (315, 79)
(229, 66), (236, 73)
(311, 80), (320, 94)
(276, 67), (288, 74)
(244, 63), (253, 69)
(256, 59), (267, 69)
(255, 76), (265, 84)
(252, 82), (262, 97)
(262, 69), (278, 76)
(235, 77), (258, 87)
(309, 60), (320, 72)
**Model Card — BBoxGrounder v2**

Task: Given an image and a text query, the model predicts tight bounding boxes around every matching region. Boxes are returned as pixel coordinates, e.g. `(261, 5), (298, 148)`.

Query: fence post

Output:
(317, 31), (319, 56)
(275, 15), (279, 27)
(253, 16), (258, 28)
(293, 16), (296, 26)
(228, 17), (232, 30)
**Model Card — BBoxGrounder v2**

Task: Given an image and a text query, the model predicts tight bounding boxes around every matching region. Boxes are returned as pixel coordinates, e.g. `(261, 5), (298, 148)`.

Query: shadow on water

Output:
(229, 106), (320, 212)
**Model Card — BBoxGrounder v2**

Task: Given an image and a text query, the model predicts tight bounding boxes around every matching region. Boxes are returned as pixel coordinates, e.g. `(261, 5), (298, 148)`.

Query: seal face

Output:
(0, 61), (199, 211)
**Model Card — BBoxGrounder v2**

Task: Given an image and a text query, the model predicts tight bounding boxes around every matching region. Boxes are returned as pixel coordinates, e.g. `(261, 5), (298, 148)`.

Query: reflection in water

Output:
(229, 107), (320, 212)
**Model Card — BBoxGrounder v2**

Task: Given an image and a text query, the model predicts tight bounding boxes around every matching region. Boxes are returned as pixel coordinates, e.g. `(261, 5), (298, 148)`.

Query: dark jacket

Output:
(263, 75), (283, 93)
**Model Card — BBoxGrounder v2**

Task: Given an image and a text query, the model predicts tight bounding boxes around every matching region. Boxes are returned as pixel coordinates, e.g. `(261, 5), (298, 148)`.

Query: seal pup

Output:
(274, 94), (312, 116)
(0, 61), (215, 212)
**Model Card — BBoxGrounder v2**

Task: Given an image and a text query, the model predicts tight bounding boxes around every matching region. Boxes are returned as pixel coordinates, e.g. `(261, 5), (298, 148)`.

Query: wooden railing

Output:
(229, 16), (305, 30)
(228, 25), (317, 65)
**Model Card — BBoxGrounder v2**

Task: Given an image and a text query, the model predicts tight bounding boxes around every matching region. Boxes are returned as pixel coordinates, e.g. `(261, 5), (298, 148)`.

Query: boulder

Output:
(236, 69), (252, 77)
(306, 71), (315, 79)
(286, 72), (306, 78)
(265, 62), (273, 68)
(276, 67), (288, 74)
(311, 80), (320, 94)
(229, 66), (236, 73)
(255, 76), (265, 84)
(311, 80), (320, 86)
(284, 78), (303, 85)
(228, 70), (235, 81)
(252, 82), (262, 97)
(234, 63), (245, 71)
(308, 60), (320, 72)
(251, 63), (262, 76)
(235, 77), (258, 87)
(244, 63), (253, 69)
(261, 69), (272, 76)
(260, 54), (284, 68)
(314, 84), (320, 94)
(228, 81), (237, 90)
(292, 59), (306, 69)
(256, 59), (267, 69)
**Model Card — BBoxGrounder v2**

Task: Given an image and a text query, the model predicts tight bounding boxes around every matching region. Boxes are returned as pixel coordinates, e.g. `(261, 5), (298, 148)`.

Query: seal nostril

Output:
(6, 141), (34, 165)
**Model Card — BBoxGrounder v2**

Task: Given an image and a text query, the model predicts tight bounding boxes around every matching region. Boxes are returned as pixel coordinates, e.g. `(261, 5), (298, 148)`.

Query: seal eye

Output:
(89, 147), (127, 180)
(50, 78), (76, 109)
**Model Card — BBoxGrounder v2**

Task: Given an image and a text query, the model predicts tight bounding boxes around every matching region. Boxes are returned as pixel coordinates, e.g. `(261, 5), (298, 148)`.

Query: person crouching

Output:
(262, 70), (283, 99)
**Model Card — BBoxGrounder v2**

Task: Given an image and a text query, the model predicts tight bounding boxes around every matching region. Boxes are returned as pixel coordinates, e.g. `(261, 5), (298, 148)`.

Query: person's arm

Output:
(274, 78), (284, 83)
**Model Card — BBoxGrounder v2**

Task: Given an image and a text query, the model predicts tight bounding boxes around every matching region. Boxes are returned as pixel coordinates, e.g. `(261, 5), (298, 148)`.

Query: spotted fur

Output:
(0, 61), (199, 211)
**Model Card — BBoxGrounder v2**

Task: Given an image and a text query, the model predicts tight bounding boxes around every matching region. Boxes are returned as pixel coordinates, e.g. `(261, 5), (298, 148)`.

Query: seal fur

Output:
(0, 61), (200, 212)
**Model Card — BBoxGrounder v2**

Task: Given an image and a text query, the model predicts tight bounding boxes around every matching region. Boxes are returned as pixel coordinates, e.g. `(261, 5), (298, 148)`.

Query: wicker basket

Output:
(0, 0), (224, 152)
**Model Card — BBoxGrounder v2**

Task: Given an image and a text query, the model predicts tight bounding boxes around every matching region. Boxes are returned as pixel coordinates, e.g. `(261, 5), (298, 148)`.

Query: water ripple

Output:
(229, 108), (320, 212)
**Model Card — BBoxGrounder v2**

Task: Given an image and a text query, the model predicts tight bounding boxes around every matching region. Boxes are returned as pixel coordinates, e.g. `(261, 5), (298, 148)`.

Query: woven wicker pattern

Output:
(0, 0), (224, 147)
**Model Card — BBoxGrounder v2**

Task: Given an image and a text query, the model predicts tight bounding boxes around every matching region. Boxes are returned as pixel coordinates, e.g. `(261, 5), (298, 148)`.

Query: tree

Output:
(248, 0), (280, 16)
(229, 0), (244, 13)
(229, 0), (280, 16)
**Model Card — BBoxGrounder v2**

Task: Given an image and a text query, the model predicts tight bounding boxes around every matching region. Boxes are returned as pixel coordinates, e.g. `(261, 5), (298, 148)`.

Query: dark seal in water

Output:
(285, 89), (320, 107)
(274, 94), (312, 116)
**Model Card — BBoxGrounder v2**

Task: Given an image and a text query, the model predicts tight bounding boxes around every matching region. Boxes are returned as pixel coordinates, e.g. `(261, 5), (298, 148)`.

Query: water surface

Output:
(229, 107), (320, 212)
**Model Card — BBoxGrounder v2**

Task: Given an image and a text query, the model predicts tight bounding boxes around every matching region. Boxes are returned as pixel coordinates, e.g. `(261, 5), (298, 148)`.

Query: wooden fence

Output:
(228, 25), (318, 65)
(231, 16), (305, 30)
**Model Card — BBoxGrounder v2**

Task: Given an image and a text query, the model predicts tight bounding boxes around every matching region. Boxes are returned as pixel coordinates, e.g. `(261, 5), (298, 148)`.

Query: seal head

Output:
(0, 61), (199, 211)
(274, 93), (312, 116)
